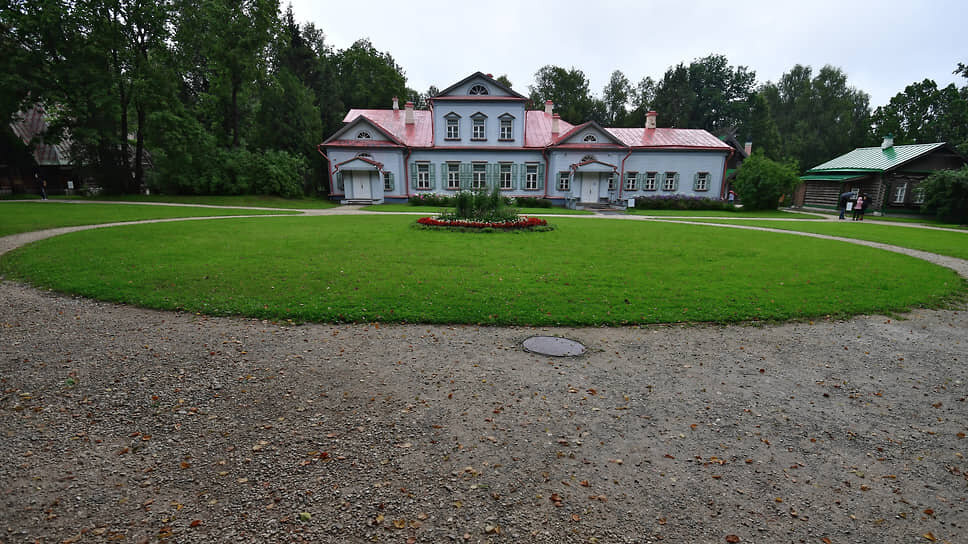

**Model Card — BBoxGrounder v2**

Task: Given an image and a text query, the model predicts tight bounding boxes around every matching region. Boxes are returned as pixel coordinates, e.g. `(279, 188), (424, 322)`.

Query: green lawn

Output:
(2, 215), (960, 326)
(627, 209), (822, 219)
(671, 219), (968, 260)
(362, 203), (594, 215)
(2, 193), (339, 209)
(0, 202), (297, 237)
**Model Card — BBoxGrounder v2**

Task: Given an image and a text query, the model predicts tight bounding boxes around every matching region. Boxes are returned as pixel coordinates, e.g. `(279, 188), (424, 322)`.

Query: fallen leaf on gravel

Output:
(417, 512), (428, 520)
(579, 480), (590, 487)
(609, 458), (623, 464)
(393, 518), (406, 529)
(484, 524), (501, 534)
(299, 512), (311, 522)
(190, 520), (201, 528)
(658, 517), (666, 525)
(571, 514), (580, 521)
(924, 508), (934, 515)
(922, 533), (936, 541)
(821, 538), (831, 544)
(725, 535), (740, 543)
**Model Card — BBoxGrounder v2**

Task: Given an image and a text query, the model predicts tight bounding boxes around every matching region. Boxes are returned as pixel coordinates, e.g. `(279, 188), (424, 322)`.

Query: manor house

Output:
(320, 72), (733, 209)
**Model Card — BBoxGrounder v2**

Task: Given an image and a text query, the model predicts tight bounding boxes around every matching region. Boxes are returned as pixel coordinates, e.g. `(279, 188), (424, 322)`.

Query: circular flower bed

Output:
(417, 216), (548, 230)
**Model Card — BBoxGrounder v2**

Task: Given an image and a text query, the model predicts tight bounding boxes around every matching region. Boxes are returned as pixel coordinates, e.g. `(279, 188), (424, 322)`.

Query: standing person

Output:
(38, 174), (48, 200)
(852, 194), (864, 221)
(838, 190), (853, 220)
(727, 190), (736, 204)
(856, 193), (869, 221)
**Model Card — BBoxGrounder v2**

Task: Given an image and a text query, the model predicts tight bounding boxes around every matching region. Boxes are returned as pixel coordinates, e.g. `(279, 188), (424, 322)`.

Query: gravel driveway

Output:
(2, 216), (967, 543)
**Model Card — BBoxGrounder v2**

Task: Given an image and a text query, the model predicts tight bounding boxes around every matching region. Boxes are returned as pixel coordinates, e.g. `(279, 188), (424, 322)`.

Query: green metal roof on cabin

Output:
(806, 142), (946, 173)
(799, 173), (868, 182)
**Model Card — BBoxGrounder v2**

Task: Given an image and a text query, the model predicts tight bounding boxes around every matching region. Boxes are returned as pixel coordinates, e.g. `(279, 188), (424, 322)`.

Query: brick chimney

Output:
(404, 101), (414, 124)
(645, 111), (657, 129)
(552, 113), (560, 136)
(744, 141), (752, 155)
(392, 96), (399, 111)
(881, 133), (894, 149)
(545, 100), (553, 115)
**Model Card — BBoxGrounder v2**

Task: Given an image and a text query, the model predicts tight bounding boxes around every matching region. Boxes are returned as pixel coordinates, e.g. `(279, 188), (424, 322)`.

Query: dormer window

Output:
(444, 112), (461, 140)
(356, 131), (371, 139)
(471, 112), (487, 140)
(499, 113), (514, 140)
(468, 84), (488, 95)
(583, 134), (597, 143)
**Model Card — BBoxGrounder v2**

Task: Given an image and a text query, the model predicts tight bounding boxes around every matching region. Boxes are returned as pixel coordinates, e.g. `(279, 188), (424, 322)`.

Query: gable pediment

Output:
(435, 72), (525, 99)
(556, 122), (625, 147)
(323, 116), (400, 145)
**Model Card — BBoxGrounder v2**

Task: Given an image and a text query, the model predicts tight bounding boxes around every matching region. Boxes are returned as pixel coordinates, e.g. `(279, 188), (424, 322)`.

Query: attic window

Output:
(583, 134), (597, 143)
(357, 153), (373, 158)
(469, 84), (489, 95)
(356, 131), (371, 139)
(581, 155), (596, 163)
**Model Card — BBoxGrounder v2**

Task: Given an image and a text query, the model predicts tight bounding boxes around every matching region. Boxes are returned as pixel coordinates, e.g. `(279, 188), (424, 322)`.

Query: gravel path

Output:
(2, 212), (967, 543)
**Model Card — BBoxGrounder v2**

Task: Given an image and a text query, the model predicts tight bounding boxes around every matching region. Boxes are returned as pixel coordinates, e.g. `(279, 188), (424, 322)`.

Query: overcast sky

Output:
(287, 0), (965, 110)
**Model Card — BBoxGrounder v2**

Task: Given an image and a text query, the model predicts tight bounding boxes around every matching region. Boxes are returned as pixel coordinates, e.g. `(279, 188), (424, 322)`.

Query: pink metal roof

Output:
(524, 111), (574, 148)
(606, 128), (732, 150)
(341, 109), (433, 147)
(9, 105), (72, 166)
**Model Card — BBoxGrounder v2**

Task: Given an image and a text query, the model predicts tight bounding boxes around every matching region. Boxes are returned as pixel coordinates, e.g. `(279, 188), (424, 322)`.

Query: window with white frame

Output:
(356, 131), (371, 139)
(625, 172), (637, 191)
(525, 164), (538, 190)
(447, 163), (460, 190)
(383, 172), (392, 191)
(472, 118), (486, 140)
(663, 172), (677, 191)
(583, 134), (597, 143)
(472, 163), (487, 189)
(500, 118), (513, 140)
(446, 117), (460, 139)
(558, 172), (570, 191)
(913, 185), (925, 204)
(416, 163), (430, 190)
(607, 175), (616, 191)
(694, 172), (709, 191)
(500, 164), (513, 190)
(644, 172), (657, 191)
(893, 182), (907, 203)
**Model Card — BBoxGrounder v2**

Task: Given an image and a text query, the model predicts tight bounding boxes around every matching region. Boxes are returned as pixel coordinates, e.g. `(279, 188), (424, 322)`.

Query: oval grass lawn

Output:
(1, 215), (961, 326)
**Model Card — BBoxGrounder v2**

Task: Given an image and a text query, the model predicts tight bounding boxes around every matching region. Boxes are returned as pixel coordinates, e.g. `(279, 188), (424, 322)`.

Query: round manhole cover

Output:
(522, 336), (585, 357)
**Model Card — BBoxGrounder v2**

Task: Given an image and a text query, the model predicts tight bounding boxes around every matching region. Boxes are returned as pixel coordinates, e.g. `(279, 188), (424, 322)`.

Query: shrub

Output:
(634, 195), (731, 211)
(731, 151), (800, 210)
(445, 187), (518, 222)
(514, 196), (552, 208)
(919, 166), (968, 224)
(409, 193), (454, 207)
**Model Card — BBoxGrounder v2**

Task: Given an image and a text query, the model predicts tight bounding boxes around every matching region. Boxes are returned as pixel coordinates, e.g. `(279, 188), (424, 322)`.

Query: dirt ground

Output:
(1, 280), (966, 543)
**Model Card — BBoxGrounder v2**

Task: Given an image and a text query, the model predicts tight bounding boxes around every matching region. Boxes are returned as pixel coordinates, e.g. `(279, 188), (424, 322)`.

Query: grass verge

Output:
(667, 219), (968, 260)
(2, 215), (961, 326)
(627, 209), (822, 219)
(1, 193), (338, 209)
(0, 202), (296, 237)
(362, 203), (593, 215)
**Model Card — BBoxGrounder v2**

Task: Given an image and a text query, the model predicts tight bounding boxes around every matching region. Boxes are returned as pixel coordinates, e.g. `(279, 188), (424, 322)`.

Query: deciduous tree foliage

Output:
(919, 166), (968, 224)
(872, 79), (968, 154)
(730, 151), (800, 210)
(528, 65), (597, 124)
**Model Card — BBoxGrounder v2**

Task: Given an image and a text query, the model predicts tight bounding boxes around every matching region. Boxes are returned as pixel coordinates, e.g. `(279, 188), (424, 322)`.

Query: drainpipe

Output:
(403, 147), (413, 197)
(542, 146), (550, 199)
(618, 146), (632, 202)
(720, 148), (734, 200)
(316, 144), (334, 195)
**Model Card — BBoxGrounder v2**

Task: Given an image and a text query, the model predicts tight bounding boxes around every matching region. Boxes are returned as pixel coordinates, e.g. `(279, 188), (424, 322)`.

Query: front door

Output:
(580, 173), (599, 203)
(352, 171), (371, 200)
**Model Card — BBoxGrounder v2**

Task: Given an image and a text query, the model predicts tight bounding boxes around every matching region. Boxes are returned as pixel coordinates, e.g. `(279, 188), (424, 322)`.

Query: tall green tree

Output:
(335, 38), (407, 111)
(762, 64), (871, 171)
(651, 55), (755, 132)
(602, 70), (631, 126)
(528, 65), (595, 124)
(871, 78), (968, 151)
(745, 92), (781, 160)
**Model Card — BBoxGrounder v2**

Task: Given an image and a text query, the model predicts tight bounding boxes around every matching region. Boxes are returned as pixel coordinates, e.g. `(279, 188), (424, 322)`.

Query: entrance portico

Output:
(334, 156), (384, 204)
(571, 158), (618, 205)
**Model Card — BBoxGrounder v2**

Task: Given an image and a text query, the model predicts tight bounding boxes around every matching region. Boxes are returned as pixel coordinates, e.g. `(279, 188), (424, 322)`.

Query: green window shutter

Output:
(674, 173), (680, 191)
(636, 172), (644, 190)
(428, 163), (436, 190)
(693, 172), (699, 190)
(537, 164), (545, 190)
(440, 163), (448, 187)
(335, 171), (344, 192)
(459, 163), (472, 189)
(409, 163), (417, 189)
(486, 163), (497, 188)
(513, 163), (522, 190)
